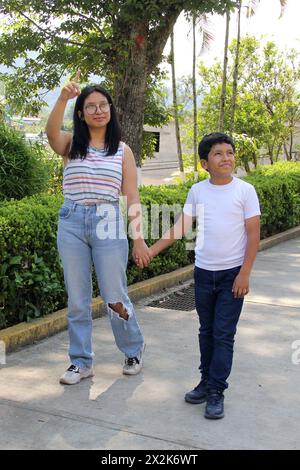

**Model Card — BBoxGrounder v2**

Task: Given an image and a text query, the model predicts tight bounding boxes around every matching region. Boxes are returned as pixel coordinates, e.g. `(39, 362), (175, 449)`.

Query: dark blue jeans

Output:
(194, 266), (244, 392)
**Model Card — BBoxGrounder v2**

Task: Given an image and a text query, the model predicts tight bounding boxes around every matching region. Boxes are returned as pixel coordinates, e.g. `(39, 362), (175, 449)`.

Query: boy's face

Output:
(200, 142), (235, 177)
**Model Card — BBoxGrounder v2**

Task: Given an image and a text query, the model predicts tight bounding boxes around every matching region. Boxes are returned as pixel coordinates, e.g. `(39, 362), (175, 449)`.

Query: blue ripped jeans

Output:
(57, 198), (144, 369)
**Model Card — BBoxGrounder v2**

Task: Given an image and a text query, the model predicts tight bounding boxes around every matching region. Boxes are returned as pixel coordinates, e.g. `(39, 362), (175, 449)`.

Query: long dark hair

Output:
(69, 85), (121, 159)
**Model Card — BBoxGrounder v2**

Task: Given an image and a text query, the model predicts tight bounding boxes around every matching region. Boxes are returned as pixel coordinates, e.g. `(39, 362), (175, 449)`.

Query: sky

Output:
(164, 0), (300, 79)
(2, 0), (300, 109)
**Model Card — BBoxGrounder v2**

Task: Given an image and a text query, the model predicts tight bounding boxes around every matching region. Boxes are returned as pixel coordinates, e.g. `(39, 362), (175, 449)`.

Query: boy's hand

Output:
(132, 240), (152, 269)
(148, 246), (156, 259)
(232, 272), (250, 298)
(59, 69), (81, 102)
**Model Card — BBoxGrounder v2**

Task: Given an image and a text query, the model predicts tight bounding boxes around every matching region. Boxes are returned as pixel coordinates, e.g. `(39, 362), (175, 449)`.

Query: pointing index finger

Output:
(74, 69), (81, 83)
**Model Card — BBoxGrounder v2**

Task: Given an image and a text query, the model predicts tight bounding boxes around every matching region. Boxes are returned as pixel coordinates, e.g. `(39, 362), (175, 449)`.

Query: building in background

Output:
(142, 121), (184, 185)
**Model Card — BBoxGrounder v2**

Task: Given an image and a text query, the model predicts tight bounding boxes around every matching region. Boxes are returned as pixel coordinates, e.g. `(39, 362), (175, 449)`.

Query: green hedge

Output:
(244, 162), (300, 238)
(0, 162), (299, 329)
(0, 194), (65, 328)
(0, 123), (50, 201)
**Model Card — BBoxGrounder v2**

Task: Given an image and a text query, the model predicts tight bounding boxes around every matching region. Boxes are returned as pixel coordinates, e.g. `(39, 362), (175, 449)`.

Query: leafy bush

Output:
(0, 123), (49, 201)
(245, 162), (300, 238)
(45, 152), (64, 195)
(0, 194), (65, 327)
(0, 161), (299, 329)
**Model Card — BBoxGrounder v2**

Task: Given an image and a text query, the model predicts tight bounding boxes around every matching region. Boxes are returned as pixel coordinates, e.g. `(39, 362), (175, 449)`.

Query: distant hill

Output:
(42, 88), (62, 110)
(0, 63), (105, 112)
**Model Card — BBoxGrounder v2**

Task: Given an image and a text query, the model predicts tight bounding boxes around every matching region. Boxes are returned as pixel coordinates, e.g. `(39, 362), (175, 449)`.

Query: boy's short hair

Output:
(198, 133), (235, 161)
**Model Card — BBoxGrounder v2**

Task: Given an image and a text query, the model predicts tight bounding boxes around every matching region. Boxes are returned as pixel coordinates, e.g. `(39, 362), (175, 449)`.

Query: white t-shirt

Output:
(183, 177), (261, 271)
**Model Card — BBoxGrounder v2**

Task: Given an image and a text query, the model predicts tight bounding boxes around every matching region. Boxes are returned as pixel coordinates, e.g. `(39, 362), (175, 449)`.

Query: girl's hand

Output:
(59, 69), (81, 102)
(132, 240), (153, 269)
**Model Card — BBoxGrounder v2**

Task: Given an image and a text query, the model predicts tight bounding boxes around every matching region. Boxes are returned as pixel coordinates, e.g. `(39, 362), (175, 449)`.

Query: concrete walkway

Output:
(0, 238), (299, 450)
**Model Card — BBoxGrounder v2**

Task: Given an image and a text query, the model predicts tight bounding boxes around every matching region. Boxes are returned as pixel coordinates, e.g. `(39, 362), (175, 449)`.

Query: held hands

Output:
(59, 69), (81, 102)
(132, 240), (155, 269)
(134, 245), (252, 292)
(232, 272), (250, 298)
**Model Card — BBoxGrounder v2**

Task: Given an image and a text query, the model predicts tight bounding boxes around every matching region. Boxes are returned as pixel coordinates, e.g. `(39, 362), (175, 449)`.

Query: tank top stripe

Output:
(63, 142), (124, 204)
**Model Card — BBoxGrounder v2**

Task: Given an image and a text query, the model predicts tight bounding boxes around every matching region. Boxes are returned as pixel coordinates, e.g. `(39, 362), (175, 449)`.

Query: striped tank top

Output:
(63, 142), (124, 204)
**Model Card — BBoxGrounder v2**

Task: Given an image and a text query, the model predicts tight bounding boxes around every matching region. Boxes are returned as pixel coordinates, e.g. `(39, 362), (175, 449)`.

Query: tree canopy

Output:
(183, 35), (300, 171)
(0, 0), (235, 164)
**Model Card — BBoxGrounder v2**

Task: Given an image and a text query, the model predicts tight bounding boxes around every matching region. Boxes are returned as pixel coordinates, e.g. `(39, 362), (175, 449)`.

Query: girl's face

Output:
(81, 91), (111, 129)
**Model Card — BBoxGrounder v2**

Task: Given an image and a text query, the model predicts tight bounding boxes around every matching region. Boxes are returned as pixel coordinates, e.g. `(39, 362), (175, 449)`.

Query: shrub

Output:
(45, 152), (64, 195)
(0, 123), (49, 201)
(0, 194), (65, 327)
(245, 162), (300, 238)
(0, 161), (299, 329)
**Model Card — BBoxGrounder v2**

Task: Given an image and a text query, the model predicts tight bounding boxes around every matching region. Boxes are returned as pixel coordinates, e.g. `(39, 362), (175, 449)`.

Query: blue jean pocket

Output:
(58, 206), (72, 219)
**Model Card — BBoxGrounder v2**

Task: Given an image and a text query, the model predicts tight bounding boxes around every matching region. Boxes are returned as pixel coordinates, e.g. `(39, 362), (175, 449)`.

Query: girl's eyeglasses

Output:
(85, 103), (111, 114)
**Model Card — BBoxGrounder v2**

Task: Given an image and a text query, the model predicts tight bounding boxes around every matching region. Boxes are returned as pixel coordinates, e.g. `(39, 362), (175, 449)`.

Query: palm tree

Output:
(218, 1), (288, 134)
(229, 0), (288, 134)
(171, 15), (213, 182)
(219, 10), (230, 132)
(192, 14), (198, 180)
(190, 13), (213, 179)
(170, 28), (185, 182)
(229, 0), (241, 134)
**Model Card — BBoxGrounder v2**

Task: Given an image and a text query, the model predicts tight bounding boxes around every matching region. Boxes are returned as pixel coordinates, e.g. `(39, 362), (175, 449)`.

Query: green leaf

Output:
(9, 256), (22, 265)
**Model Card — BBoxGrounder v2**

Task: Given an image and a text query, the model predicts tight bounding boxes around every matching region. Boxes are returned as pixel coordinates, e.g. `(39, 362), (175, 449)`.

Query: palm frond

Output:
(196, 14), (215, 53)
(279, 0), (287, 18)
(246, 0), (259, 18)
(246, 0), (287, 19)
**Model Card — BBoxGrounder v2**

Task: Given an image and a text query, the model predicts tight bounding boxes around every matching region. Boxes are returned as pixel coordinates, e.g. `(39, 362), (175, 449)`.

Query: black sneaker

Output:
(205, 389), (224, 419)
(184, 380), (208, 404)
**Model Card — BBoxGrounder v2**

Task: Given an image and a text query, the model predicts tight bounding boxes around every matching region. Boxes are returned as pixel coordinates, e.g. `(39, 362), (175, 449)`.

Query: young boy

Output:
(146, 133), (261, 419)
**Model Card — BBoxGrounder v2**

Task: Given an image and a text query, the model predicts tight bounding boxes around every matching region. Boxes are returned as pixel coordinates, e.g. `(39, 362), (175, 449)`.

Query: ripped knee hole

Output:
(108, 302), (129, 321)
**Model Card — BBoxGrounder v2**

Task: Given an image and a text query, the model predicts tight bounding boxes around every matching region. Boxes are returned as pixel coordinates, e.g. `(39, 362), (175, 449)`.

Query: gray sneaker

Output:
(59, 364), (94, 385)
(123, 344), (145, 376)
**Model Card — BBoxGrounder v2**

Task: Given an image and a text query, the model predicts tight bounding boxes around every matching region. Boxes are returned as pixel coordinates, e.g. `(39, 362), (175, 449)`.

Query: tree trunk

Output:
(283, 141), (293, 161)
(252, 152), (258, 168)
(114, 74), (147, 169)
(170, 29), (185, 182)
(192, 15), (198, 181)
(243, 158), (250, 174)
(268, 144), (274, 164)
(113, 11), (181, 168)
(230, 0), (242, 135)
(289, 131), (293, 160)
(283, 141), (289, 159)
(219, 10), (230, 132)
(275, 143), (282, 161)
(113, 29), (148, 169)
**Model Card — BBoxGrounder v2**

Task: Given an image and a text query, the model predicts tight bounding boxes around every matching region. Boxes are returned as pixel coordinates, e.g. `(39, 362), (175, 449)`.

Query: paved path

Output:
(0, 238), (299, 449)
